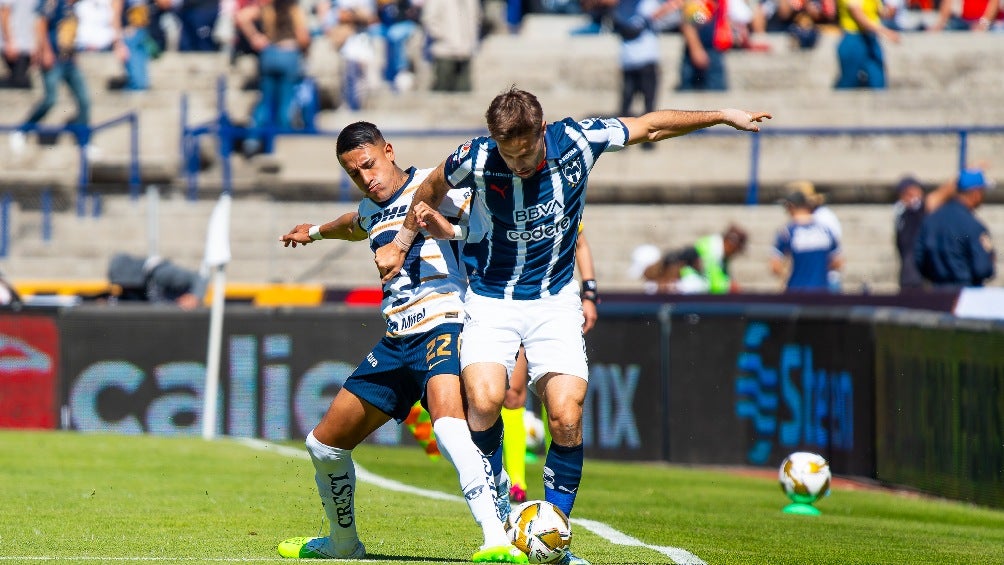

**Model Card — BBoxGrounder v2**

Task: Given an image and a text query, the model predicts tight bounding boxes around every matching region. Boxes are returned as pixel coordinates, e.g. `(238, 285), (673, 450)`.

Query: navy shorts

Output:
(343, 323), (462, 423)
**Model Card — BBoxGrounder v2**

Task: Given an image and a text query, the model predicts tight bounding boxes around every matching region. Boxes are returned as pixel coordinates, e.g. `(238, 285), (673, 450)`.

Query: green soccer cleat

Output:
(472, 544), (530, 564)
(277, 536), (366, 559)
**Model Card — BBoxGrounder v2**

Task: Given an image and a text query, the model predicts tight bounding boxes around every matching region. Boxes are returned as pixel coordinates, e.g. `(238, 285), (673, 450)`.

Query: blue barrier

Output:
(0, 111), (141, 214)
(180, 77), (1004, 202)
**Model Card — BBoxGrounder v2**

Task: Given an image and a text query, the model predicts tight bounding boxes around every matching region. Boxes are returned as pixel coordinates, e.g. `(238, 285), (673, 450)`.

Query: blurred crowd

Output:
(1, 0), (1001, 155)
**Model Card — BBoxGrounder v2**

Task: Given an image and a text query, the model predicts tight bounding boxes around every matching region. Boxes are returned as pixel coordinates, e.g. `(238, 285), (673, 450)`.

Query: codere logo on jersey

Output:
(507, 216), (572, 242)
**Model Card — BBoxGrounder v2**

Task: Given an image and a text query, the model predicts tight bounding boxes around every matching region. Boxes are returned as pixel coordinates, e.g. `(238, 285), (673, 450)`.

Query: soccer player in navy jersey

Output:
(376, 88), (770, 565)
(279, 121), (528, 563)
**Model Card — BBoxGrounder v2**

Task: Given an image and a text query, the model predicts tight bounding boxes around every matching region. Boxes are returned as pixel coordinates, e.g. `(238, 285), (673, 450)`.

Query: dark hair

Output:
(485, 86), (544, 141)
(336, 121), (386, 156)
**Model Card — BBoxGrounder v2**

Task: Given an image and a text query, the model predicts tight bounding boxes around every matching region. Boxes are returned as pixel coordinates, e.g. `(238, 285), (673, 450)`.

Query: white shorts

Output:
(460, 284), (588, 387)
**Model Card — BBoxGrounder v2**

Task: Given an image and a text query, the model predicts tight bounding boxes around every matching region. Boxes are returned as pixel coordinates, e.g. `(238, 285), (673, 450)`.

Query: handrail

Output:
(0, 111), (141, 214)
(179, 76), (1004, 203)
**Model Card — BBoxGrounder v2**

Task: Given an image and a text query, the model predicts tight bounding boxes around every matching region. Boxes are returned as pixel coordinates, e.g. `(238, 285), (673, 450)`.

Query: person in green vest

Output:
(676, 223), (749, 294)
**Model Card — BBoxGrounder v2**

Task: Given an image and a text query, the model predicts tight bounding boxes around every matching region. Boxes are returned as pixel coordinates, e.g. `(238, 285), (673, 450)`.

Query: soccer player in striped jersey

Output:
(376, 88), (771, 565)
(278, 121), (528, 563)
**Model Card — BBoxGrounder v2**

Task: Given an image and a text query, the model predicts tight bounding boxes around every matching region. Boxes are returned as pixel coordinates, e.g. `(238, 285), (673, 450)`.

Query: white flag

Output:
(203, 193), (232, 268)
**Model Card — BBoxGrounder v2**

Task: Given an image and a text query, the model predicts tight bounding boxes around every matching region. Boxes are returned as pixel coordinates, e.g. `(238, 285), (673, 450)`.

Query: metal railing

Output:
(181, 78), (1004, 202)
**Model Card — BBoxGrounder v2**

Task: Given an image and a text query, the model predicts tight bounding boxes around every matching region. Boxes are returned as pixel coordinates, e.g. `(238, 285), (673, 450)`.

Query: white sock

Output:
(305, 431), (360, 553)
(434, 417), (511, 547)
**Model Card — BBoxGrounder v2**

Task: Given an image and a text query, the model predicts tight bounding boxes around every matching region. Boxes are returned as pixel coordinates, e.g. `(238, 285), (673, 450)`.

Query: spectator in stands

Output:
(177, 0), (221, 51)
(914, 168), (995, 288)
(107, 0), (157, 90)
(929, 0), (1001, 31)
(236, 0), (311, 156)
(75, 0), (116, 51)
(108, 253), (207, 309)
(0, 0), (34, 89)
(8, 0), (94, 157)
(614, 0), (681, 148)
(421, 0), (480, 92)
(769, 190), (843, 292)
(892, 174), (955, 290)
(834, 0), (899, 89)
(375, 0), (419, 92)
(751, 0), (826, 48)
(677, 0), (731, 91)
(628, 224), (749, 294)
(787, 180), (842, 290)
(318, 0), (378, 109)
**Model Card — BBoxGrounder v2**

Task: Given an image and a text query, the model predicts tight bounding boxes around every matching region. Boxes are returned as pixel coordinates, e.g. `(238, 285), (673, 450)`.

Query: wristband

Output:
(393, 226), (417, 251)
(452, 225), (469, 240)
(308, 225), (324, 240)
(581, 279), (598, 303)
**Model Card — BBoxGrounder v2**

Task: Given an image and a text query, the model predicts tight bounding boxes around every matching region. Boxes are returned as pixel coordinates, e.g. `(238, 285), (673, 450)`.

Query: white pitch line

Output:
(239, 438), (707, 565)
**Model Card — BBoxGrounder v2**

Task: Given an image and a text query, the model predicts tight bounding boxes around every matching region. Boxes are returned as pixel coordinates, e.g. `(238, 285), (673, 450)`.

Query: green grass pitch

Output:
(1, 430), (1002, 564)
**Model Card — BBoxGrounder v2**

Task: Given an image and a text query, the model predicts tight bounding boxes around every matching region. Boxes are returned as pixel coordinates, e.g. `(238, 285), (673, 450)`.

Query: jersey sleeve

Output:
(576, 117), (629, 153)
(443, 138), (482, 189)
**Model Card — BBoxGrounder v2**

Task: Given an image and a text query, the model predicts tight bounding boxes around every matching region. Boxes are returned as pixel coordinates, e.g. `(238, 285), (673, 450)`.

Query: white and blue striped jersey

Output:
(444, 117), (628, 299)
(358, 167), (473, 337)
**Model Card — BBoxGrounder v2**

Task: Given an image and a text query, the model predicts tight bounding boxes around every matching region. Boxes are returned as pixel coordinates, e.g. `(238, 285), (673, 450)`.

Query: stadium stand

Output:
(1, 13), (1003, 299)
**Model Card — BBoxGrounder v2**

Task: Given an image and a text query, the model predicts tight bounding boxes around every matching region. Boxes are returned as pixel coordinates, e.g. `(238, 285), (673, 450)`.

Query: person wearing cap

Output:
(769, 190), (843, 292)
(914, 168), (996, 288)
(893, 174), (956, 290)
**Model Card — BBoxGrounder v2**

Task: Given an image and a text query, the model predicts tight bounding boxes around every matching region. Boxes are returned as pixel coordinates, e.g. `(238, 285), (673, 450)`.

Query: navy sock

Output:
(470, 416), (504, 477)
(543, 441), (583, 518)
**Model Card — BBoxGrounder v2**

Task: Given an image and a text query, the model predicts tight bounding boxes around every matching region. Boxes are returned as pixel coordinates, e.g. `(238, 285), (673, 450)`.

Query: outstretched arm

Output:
(374, 161), (452, 281)
(620, 109), (772, 145)
(280, 211), (367, 247)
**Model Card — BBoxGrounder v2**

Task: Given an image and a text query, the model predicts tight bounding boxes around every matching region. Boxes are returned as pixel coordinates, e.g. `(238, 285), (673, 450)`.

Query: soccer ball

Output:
(506, 500), (572, 563)
(779, 451), (831, 505)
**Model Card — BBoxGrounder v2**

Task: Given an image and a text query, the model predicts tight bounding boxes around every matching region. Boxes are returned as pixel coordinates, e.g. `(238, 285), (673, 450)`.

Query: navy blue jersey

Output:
(772, 220), (840, 291)
(444, 117), (628, 299)
(915, 199), (995, 287)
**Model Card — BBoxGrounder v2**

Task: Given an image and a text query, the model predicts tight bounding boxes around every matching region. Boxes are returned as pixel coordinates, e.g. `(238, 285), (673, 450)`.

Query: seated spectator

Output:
(236, 0), (311, 156)
(929, 0), (1001, 31)
(375, 0), (419, 92)
(108, 0), (158, 90)
(769, 190), (843, 292)
(75, 0), (117, 52)
(0, 0), (34, 89)
(178, 0), (221, 51)
(318, 0), (378, 109)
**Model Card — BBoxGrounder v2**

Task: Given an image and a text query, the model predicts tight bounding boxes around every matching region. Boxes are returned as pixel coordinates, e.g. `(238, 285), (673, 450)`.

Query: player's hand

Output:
(721, 109), (773, 132)
(280, 223), (315, 248)
(375, 242), (406, 283)
(582, 299), (598, 334)
(414, 201), (454, 239)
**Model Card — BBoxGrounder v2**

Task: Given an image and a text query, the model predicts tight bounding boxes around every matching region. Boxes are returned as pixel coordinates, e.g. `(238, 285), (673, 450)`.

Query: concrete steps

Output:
(4, 195), (1003, 294)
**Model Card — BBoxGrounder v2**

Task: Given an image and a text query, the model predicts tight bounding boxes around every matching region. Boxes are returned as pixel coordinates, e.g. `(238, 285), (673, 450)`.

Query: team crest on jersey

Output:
(561, 157), (584, 187)
(457, 141), (472, 161)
